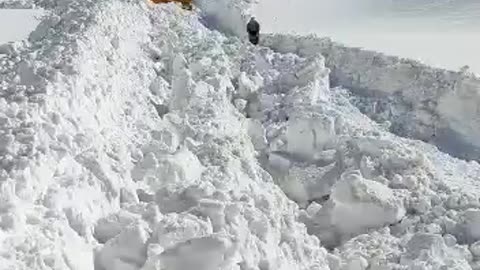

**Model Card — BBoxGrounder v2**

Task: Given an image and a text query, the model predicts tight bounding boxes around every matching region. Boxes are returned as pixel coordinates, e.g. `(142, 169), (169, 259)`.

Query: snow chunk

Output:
(400, 233), (471, 269)
(98, 221), (151, 270)
(471, 241), (480, 257)
(94, 211), (140, 244)
(286, 114), (336, 161)
(238, 71), (260, 99)
(132, 147), (204, 191)
(331, 172), (405, 234)
(156, 235), (236, 270)
(246, 119), (267, 151)
(455, 209), (480, 244)
(152, 213), (213, 250)
(314, 171), (405, 245)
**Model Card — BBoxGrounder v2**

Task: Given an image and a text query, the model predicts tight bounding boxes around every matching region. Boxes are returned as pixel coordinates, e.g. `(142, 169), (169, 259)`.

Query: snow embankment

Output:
(0, 9), (43, 44)
(0, 0), (333, 269)
(262, 34), (480, 162)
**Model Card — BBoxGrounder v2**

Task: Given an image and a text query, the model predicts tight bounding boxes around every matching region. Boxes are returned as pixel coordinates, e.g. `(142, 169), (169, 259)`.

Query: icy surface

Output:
(1, 0), (480, 270)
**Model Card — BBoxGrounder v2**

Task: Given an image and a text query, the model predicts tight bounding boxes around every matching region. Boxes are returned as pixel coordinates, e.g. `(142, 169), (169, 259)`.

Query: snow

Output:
(0, 9), (43, 44)
(1, 0), (480, 270)
(262, 34), (480, 161)
(254, 0), (480, 75)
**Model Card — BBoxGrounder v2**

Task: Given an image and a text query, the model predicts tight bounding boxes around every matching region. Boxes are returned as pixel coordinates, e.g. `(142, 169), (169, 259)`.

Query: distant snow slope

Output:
(254, 0), (480, 75)
(1, 0), (480, 270)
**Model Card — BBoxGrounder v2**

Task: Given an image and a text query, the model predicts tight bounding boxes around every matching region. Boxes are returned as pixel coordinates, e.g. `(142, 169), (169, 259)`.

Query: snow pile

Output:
(0, 1), (331, 269)
(262, 34), (480, 162)
(195, 0), (257, 38)
(2, 0), (480, 269)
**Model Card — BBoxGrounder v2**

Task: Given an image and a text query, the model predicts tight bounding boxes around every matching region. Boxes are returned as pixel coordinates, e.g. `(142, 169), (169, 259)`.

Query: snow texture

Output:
(1, 0), (480, 270)
(262, 34), (480, 162)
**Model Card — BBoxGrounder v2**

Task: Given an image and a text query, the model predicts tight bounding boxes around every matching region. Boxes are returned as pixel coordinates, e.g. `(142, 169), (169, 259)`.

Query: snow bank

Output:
(239, 33), (480, 269)
(315, 171), (405, 247)
(0, 0), (35, 8)
(3, 0), (480, 269)
(1, 1), (334, 269)
(262, 34), (480, 161)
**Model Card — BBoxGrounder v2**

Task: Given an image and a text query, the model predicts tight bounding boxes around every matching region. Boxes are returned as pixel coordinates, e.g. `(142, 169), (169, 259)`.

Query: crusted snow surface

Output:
(1, 0), (480, 270)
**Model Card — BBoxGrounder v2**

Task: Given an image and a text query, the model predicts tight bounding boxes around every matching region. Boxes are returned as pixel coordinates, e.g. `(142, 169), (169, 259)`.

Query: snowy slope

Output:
(254, 0), (480, 75)
(1, 0), (480, 270)
(262, 34), (480, 162)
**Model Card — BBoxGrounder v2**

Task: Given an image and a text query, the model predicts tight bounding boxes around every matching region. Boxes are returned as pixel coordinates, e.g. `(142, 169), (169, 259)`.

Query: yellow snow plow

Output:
(148, 0), (193, 10)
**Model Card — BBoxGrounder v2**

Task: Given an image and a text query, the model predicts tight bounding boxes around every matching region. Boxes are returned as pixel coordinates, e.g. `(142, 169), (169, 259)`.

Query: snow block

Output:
(286, 114), (335, 161)
(238, 72), (260, 99)
(195, 0), (255, 38)
(246, 119), (267, 151)
(157, 235), (235, 270)
(317, 171), (405, 242)
(263, 33), (480, 161)
(94, 211), (140, 243)
(132, 148), (204, 191)
(98, 221), (151, 270)
(152, 213), (213, 250)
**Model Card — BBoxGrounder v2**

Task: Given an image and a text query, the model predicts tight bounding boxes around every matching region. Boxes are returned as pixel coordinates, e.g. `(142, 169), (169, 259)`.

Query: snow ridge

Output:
(262, 34), (480, 162)
(2, 1), (329, 269)
(1, 0), (480, 270)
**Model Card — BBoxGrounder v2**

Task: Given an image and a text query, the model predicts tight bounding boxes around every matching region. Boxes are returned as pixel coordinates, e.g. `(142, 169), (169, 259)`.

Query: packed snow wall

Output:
(1, 0), (338, 269)
(262, 34), (480, 162)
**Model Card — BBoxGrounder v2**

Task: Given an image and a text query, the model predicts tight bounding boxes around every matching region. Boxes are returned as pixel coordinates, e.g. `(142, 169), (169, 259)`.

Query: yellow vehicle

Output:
(149, 0), (193, 10)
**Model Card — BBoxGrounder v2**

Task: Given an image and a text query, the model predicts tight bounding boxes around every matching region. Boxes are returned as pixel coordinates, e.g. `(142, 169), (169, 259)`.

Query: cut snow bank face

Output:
(262, 34), (480, 162)
(0, 0), (334, 269)
(195, 0), (257, 38)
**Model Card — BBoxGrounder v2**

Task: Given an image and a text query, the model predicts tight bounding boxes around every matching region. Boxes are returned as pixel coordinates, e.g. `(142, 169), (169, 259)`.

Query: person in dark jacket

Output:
(246, 17), (260, 45)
